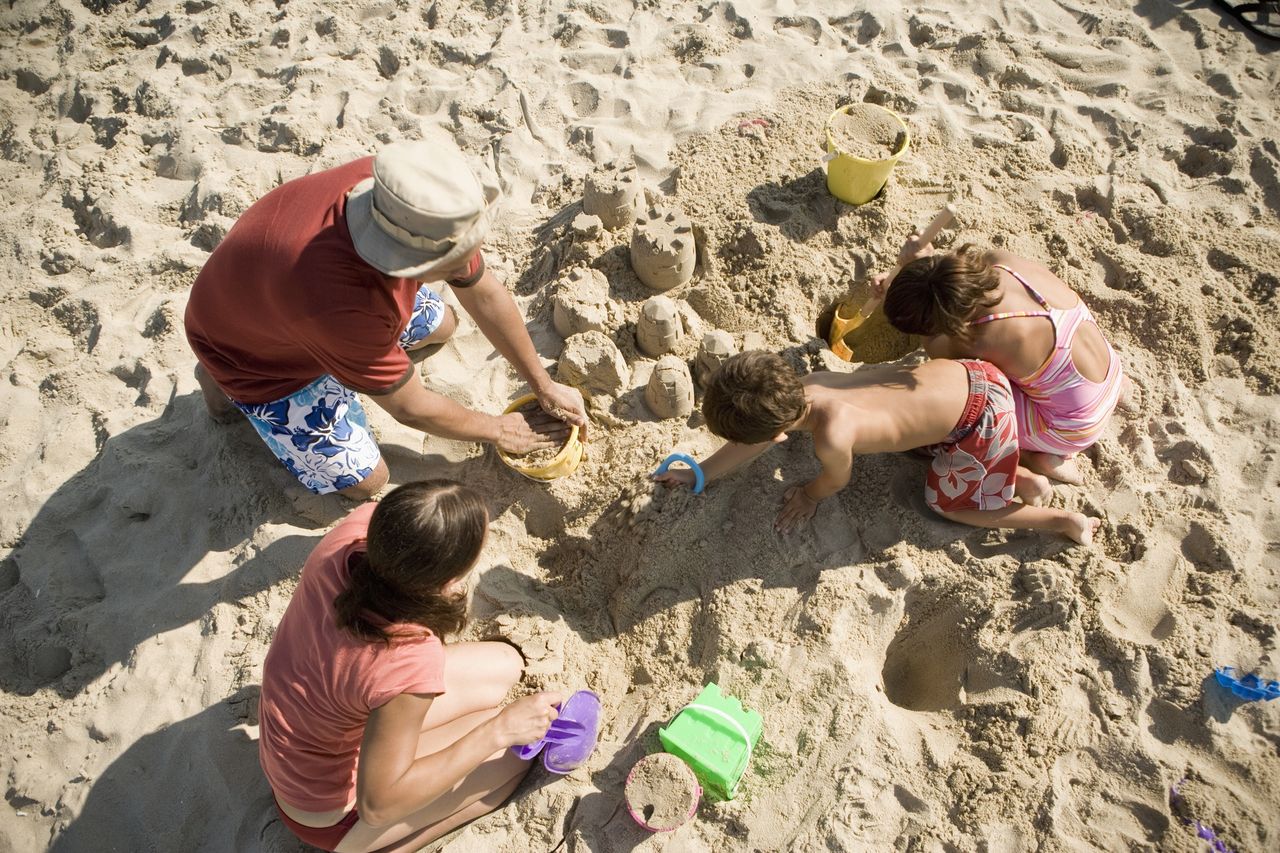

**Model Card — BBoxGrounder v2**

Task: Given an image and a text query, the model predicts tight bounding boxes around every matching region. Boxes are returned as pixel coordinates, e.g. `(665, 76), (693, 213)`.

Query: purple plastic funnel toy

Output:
(511, 690), (602, 774)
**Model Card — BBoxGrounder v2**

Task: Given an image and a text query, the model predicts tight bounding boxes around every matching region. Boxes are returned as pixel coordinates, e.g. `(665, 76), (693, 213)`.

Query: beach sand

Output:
(2, 1), (1278, 851)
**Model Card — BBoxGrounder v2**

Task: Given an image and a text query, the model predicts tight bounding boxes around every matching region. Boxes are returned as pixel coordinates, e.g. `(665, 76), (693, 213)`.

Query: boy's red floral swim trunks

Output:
(923, 360), (1020, 513)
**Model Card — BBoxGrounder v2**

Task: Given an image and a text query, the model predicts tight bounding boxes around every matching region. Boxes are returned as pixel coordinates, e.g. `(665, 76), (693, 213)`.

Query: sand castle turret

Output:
(645, 355), (695, 419)
(553, 268), (617, 338)
(694, 329), (737, 386)
(557, 331), (630, 397)
(583, 160), (642, 231)
(636, 295), (683, 357)
(630, 204), (696, 292)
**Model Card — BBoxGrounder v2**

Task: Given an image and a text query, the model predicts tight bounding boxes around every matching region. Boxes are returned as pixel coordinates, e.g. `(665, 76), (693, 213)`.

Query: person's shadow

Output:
(0, 390), (338, 700)
(49, 685), (310, 853)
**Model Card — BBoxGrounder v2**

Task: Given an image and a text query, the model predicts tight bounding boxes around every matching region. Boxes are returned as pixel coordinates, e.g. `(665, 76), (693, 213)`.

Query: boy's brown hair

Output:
(883, 244), (1001, 342)
(702, 351), (806, 444)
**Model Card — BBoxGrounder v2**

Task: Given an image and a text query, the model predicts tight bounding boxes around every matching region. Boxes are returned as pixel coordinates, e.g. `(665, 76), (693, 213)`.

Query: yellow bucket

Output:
(824, 104), (910, 206)
(496, 394), (586, 482)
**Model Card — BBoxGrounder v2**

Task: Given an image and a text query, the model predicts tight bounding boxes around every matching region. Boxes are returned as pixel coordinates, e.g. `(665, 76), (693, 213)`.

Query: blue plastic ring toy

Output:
(654, 453), (705, 495)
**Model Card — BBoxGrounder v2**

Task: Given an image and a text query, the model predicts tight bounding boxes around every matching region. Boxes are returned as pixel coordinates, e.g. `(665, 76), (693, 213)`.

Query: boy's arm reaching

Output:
(775, 441), (854, 533)
(653, 439), (776, 489)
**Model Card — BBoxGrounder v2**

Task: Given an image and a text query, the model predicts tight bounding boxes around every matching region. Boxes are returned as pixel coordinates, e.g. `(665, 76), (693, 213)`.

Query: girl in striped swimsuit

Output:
(879, 243), (1125, 488)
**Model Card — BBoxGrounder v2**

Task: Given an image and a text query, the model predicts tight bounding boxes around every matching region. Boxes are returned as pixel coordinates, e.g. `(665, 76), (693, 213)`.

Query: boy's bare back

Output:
(802, 358), (972, 456)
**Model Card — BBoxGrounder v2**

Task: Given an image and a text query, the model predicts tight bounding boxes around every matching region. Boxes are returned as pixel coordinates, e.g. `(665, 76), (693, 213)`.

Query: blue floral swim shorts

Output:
(234, 286), (447, 494)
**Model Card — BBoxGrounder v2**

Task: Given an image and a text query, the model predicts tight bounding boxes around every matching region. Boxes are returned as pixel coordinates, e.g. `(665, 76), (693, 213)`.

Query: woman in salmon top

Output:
(258, 480), (561, 852)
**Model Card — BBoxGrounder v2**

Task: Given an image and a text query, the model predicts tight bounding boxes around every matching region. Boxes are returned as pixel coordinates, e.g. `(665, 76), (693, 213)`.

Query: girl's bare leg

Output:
(1014, 466), (1052, 506)
(194, 363), (241, 424)
(939, 504), (1100, 544)
(1021, 451), (1084, 485)
(419, 641), (525, 730)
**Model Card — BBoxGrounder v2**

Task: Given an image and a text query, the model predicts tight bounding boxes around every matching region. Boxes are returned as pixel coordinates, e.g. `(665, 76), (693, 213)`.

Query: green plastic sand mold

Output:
(658, 683), (762, 801)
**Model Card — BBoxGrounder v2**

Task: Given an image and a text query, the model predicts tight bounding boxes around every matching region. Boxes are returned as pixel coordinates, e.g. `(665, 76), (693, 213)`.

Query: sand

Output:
(829, 105), (908, 160)
(2, 1), (1280, 852)
(625, 752), (700, 831)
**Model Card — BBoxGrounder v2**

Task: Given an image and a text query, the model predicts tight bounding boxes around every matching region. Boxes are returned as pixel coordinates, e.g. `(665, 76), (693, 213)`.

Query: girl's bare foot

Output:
(1025, 451), (1084, 485)
(1062, 512), (1101, 545)
(1015, 468), (1053, 506)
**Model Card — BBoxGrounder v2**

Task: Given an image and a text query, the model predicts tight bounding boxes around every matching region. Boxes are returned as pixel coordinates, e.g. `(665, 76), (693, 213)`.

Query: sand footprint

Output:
(1099, 543), (1179, 646)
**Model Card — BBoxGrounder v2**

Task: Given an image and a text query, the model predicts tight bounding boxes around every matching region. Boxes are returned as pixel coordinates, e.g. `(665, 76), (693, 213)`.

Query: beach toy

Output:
(496, 394), (586, 482)
(512, 689), (602, 774)
(658, 683), (762, 801)
(1213, 666), (1280, 701)
(1170, 778), (1236, 853)
(654, 453), (705, 494)
(823, 103), (910, 206)
(625, 752), (702, 832)
(828, 203), (956, 361)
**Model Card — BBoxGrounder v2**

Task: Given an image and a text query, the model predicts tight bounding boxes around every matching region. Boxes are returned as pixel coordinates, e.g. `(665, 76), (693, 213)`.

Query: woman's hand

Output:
(494, 692), (564, 748)
(775, 484), (821, 533)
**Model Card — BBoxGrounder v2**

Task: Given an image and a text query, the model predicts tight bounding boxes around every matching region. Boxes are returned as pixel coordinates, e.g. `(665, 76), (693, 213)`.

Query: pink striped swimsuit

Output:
(971, 265), (1124, 455)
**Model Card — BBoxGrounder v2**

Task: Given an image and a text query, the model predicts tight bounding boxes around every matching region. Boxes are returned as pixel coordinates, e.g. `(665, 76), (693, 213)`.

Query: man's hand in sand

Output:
(492, 691), (563, 747)
(535, 381), (589, 441)
(652, 468), (696, 489)
(775, 484), (820, 533)
(498, 404), (571, 456)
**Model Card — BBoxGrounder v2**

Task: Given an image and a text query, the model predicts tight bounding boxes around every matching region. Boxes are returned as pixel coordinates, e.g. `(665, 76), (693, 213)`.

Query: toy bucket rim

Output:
(624, 753), (702, 833)
(496, 393), (584, 481)
(824, 103), (911, 166)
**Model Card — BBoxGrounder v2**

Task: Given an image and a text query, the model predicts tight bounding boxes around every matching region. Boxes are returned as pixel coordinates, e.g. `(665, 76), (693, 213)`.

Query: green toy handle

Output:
(680, 702), (754, 794)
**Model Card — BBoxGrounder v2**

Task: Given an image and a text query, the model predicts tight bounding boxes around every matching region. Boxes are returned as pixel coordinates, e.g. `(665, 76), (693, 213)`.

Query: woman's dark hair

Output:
(334, 479), (487, 644)
(882, 244), (1001, 343)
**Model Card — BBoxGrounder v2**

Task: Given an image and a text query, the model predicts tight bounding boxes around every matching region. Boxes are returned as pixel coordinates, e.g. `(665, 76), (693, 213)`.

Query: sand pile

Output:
(829, 105), (908, 160)
(2, 1), (1279, 852)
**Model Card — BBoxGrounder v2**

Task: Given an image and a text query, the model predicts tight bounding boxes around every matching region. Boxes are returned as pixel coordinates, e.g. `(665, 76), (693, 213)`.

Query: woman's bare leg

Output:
(336, 708), (533, 852)
(418, 641), (524, 730)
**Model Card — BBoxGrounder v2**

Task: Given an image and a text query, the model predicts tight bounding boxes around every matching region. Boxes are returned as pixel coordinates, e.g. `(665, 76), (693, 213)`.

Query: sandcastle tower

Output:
(694, 330), (737, 387)
(630, 204), (696, 292)
(553, 268), (617, 338)
(645, 355), (695, 419)
(583, 160), (642, 231)
(557, 330), (630, 397)
(636, 295), (683, 357)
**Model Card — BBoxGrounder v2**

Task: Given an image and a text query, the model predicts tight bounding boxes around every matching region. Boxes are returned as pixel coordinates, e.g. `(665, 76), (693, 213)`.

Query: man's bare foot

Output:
(1024, 451), (1084, 485)
(194, 363), (240, 424)
(1062, 512), (1101, 545)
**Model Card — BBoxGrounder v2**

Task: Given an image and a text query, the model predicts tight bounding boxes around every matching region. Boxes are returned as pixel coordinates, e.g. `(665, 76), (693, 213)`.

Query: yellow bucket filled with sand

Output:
(496, 394), (586, 482)
(824, 104), (910, 206)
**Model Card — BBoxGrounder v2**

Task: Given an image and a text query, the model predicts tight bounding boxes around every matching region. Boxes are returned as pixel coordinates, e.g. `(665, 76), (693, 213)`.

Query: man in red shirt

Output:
(185, 139), (587, 498)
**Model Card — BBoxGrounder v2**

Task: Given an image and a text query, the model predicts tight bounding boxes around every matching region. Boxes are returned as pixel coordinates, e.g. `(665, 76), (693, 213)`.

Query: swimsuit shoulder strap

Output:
(971, 264), (1054, 326)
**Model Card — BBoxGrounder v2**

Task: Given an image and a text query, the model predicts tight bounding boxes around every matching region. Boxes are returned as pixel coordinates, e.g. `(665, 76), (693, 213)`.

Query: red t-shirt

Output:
(184, 157), (484, 404)
(258, 504), (447, 812)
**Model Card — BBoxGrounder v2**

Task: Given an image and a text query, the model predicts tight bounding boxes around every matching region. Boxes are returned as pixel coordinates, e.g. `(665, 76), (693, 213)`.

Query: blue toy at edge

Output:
(1214, 666), (1280, 701)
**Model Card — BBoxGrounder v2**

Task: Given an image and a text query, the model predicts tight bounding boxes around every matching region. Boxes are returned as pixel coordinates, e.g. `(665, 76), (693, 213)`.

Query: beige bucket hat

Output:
(346, 139), (499, 279)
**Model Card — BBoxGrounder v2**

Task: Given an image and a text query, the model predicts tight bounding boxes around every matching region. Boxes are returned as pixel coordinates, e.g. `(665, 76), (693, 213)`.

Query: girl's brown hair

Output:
(334, 479), (486, 644)
(882, 244), (1001, 342)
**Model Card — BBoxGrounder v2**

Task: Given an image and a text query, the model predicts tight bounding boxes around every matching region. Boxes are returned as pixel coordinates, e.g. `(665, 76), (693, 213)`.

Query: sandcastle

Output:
(631, 204), (696, 292)
(583, 159), (643, 231)
(694, 330), (737, 387)
(553, 268), (618, 338)
(645, 355), (695, 419)
(557, 330), (630, 397)
(636, 295), (683, 357)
